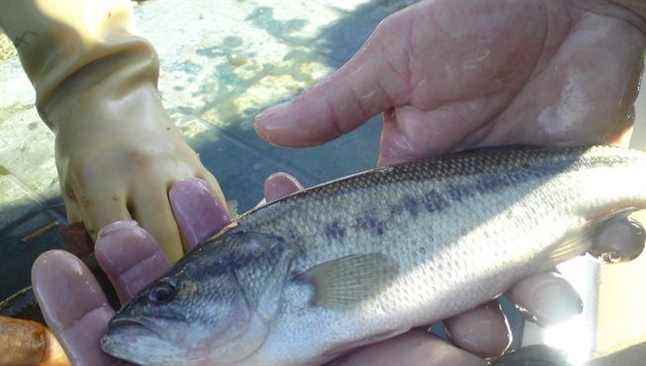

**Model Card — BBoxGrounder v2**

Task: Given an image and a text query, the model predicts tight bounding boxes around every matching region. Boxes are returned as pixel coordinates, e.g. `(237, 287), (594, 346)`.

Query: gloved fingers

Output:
(443, 301), (512, 359)
(73, 185), (132, 239)
(130, 183), (184, 263)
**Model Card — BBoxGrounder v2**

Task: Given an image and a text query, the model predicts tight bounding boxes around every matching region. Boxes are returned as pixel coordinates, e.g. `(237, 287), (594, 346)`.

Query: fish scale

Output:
(102, 145), (646, 366)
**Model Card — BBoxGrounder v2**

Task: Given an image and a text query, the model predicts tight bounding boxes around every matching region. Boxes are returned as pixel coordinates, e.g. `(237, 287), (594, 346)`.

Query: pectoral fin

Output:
(297, 253), (399, 309)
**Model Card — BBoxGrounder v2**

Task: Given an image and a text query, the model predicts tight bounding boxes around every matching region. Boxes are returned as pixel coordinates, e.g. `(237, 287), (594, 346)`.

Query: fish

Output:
(100, 145), (646, 366)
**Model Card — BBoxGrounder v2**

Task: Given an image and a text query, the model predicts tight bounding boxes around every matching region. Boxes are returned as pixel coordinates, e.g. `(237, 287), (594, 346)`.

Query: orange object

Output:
(0, 316), (69, 366)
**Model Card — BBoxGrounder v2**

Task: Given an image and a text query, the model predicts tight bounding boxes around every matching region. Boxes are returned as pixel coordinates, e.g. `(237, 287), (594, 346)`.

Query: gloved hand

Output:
(0, 0), (224, 262)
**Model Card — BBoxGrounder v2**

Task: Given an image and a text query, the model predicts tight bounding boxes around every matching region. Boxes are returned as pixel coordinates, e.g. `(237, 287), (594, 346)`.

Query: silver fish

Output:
(101, 145), (646, 366)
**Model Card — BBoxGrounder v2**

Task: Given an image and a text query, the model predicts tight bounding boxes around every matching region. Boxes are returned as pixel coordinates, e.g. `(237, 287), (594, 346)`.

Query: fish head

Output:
(101, 230), (299, 366)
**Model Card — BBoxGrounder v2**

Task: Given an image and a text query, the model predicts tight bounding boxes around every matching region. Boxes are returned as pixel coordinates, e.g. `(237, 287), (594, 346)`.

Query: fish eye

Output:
(148, 283), (175, 304)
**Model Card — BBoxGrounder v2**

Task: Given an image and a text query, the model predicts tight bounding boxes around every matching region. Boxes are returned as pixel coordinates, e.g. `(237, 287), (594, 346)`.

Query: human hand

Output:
(30, 175), (300, 365)
(254, 0), (646, 166)
(252, 0), (646, 363)
(55, 97), (225, 263)
(1, 0), (224, 263)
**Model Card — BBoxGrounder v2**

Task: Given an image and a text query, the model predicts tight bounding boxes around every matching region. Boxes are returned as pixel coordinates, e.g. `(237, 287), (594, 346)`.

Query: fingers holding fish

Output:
(31, 251), (118, 366)
(21, 176), (305, 366)
(32, 221), (174, 365)
(95, 177), (232, 302)
(507, 272), (582, 327)
(95, 221), (171, 303)
(443, 301), (512, 359)
(169, 178), (232, 251)
(505, 208), (646, 327)
(328, 330), (487, 366)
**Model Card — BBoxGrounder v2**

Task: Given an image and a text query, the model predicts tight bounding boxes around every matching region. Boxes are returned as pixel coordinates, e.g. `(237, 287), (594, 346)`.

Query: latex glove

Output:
(0, 0), (224, 262)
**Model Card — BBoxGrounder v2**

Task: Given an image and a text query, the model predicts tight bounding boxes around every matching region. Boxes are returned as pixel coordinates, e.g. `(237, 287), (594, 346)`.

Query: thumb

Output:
(254, 10), (414, 147)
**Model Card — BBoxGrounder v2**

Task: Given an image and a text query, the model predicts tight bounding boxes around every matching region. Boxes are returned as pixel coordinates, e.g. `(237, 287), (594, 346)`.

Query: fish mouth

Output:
(106, 315), (172, 342)
(101, 320), (184, 365)
(101, 316), (168, 360)
(108, 316), (146, 331)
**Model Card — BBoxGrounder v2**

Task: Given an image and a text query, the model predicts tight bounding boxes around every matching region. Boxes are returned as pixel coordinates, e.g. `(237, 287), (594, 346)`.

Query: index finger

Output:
(253, 9), (414, 147)
(32, 250), (117, 366)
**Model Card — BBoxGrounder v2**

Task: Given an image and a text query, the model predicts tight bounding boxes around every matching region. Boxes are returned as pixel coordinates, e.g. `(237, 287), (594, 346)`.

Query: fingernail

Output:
(254, 102), (291, 131)
(170, 179), (231, 249)
(97, 220), (139, 239)
(253, 103), (300, 146)
(264, 172), (303, 202)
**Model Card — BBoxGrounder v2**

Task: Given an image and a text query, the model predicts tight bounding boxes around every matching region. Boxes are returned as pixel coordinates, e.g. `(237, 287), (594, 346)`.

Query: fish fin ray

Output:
(547, 230), (592, 266)
(298, 253), (399, 309)
(546, 208), (642, 268)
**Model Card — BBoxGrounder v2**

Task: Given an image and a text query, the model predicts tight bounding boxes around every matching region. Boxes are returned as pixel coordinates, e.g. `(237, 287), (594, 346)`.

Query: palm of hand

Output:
(255, 0), (646, 165)
(378, 0), (645, 162)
